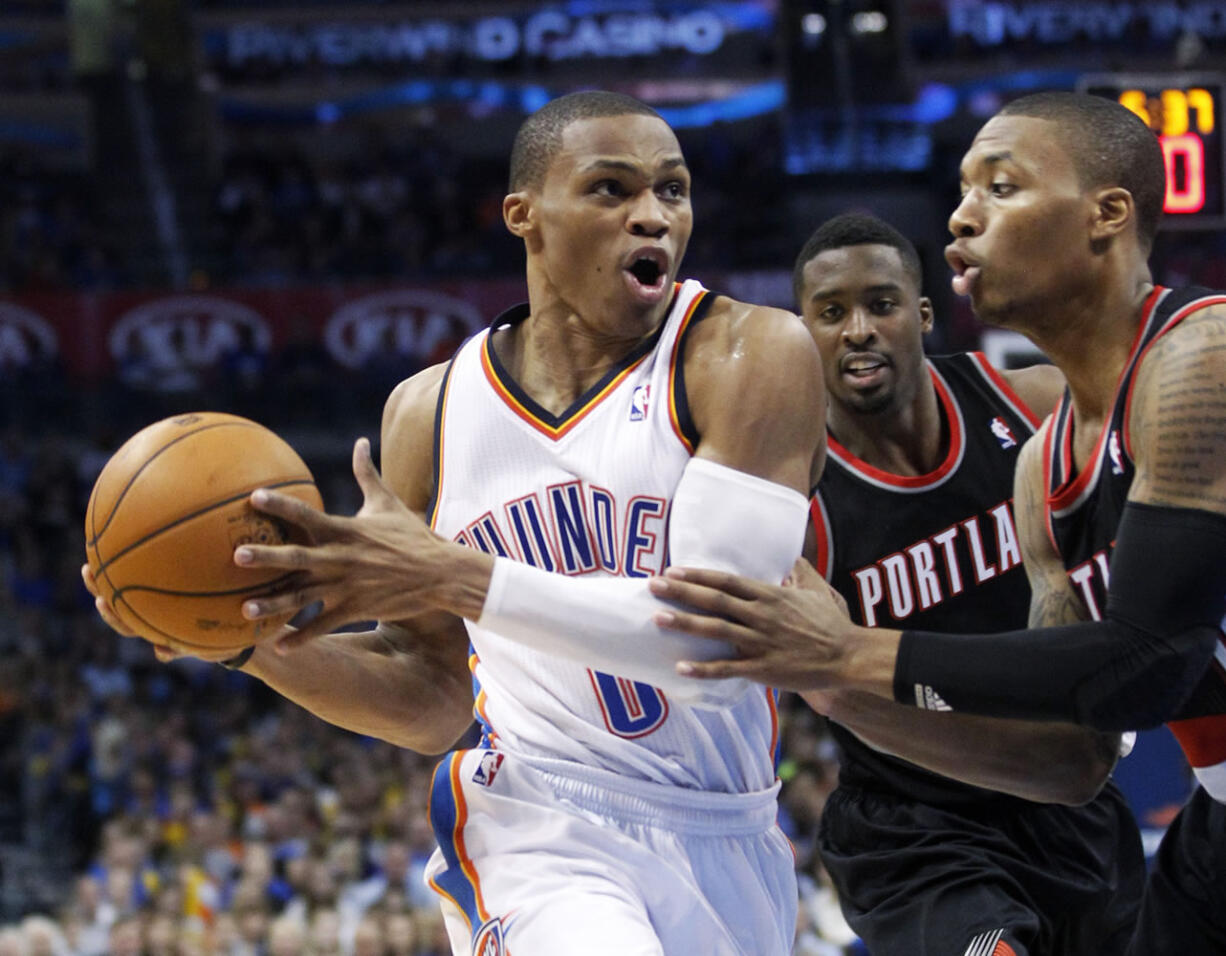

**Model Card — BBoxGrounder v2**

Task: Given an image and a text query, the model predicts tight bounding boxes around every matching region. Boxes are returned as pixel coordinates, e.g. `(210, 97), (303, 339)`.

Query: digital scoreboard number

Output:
(1078, 74), (1226, 229)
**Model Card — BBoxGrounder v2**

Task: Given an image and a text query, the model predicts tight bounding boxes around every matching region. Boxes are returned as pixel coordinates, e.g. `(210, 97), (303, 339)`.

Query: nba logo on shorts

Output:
(629, 384), (650, 421)
(472, 917), (505, 956)
(989, 416), (1016, 449)
(472, 751), (504, 788)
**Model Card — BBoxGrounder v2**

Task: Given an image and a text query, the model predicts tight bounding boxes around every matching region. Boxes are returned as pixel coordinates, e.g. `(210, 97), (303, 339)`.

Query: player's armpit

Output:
(1128, 304), (1226, 515)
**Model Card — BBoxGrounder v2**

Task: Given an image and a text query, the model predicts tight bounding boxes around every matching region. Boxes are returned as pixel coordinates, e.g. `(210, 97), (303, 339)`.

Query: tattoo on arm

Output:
(1132, 311), (1226, 513)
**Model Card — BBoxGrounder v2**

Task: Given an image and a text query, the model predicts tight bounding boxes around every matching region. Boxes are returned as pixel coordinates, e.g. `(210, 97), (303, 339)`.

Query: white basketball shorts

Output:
(424, 748), (797, 956)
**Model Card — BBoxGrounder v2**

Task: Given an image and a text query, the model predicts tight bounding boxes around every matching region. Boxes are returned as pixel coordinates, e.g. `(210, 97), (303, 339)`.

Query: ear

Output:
(1089, 186), (1134, 244)
(503, 191), (533, 238)
(918, 296), (935, 334)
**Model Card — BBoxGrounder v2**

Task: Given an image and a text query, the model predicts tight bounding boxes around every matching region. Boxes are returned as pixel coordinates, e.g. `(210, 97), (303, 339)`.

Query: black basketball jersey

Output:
(812, 351), (1043, 804)
(1045, 285), (1226, 796)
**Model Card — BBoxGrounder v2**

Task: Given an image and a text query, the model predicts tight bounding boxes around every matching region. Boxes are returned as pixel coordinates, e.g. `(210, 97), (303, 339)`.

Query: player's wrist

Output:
(218, 646), (255, 670)
(430, 541), (496, 620)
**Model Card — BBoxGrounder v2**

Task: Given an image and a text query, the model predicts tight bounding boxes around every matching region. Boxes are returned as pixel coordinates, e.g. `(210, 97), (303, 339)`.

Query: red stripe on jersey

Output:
(827, 363), (963, 489)
(1047, 287), (1170, 513)
(968, 351), (1044, 427)
(809, 494), (831, 579)
(1167, 713), (1226, 768)
(1040, 418), (1060, 555)
(993, 942), (1018, 956)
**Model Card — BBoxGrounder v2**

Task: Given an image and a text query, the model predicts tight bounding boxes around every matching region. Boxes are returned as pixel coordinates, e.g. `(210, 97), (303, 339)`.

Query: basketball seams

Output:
(86, 420), (276, 548)
(113, 571), (301, 653)
(91, 477), (316, 580)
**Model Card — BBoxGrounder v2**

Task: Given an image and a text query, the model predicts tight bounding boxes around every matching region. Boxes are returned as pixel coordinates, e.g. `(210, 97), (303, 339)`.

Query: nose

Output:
(842, 306), (876, 346)
(948, 192), (981, 238)
(628, 191), (668, 238)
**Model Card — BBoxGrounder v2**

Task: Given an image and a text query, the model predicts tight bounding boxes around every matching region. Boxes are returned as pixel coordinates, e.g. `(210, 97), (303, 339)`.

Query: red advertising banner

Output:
(0, 271), (791, 385)
(0, 278), (529, 383)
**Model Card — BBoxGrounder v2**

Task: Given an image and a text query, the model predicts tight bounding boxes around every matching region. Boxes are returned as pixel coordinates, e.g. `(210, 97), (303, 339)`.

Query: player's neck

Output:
(494, 296), (666, 416)
(828, 373), (944, 476)
(1030, 270), (1154, 423)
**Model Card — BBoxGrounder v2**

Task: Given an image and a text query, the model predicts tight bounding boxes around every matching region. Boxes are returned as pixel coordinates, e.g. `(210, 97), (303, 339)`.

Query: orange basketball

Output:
(85, 412), (323, 654)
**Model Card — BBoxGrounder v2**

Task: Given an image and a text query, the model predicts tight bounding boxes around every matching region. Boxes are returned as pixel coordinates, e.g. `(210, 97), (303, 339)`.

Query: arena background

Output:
(0, 1), (1215, 952)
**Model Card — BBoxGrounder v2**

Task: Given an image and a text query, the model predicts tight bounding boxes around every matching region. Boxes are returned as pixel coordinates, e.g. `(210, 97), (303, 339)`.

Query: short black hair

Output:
(508, 91), (666, 192)
(998, 91), (1165, 250)
(792, 212), (923, 308)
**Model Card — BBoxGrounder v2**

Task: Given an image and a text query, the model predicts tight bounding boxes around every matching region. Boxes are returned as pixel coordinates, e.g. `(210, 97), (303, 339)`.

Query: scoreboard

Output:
(1078, 74), (1226, 229)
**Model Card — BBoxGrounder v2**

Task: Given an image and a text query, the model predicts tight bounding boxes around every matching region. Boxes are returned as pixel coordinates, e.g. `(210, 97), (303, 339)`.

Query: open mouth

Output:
(840, 353), (890, 383)
(628, 256), (664, 287)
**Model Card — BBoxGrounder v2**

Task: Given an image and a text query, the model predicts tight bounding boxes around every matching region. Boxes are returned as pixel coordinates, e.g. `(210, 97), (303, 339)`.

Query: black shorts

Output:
(818, 781), (1145, 956)
(1126, 786), (1226, 956)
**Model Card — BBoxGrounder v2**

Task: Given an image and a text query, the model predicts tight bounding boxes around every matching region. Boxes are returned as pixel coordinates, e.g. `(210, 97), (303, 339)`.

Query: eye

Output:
(870, 298), (898, 316)
(593, 179), (625, 198)
(659, 180), (688, 201)
(989, 181), (1017, 197)
(818, 303), (844, 322)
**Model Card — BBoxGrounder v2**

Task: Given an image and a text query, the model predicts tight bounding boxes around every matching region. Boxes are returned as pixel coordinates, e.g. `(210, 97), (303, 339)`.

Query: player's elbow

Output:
(1075, 622), (1220, 731)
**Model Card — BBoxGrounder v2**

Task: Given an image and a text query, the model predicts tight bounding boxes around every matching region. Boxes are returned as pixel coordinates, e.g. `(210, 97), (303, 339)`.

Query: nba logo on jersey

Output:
(989, 416), (1017, 449)
(472, 751), (504, 788)
(629, 384), (650, 421)
(1108, 430), (1125, 475)
(472, 917), (505, 956)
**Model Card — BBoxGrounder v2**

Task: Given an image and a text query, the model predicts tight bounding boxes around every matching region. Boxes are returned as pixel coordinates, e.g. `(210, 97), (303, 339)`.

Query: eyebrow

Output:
(581, 157), (688, 174)
(810, 282), (903, 301)
(961, 149), (1015, 180)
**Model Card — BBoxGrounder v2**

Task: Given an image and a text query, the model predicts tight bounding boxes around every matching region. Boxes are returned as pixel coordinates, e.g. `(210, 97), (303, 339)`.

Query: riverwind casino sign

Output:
(196, 2), (777, 80)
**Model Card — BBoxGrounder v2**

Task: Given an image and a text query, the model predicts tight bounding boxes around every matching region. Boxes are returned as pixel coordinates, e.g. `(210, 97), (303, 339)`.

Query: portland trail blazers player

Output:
(767, 213), (1143, 956)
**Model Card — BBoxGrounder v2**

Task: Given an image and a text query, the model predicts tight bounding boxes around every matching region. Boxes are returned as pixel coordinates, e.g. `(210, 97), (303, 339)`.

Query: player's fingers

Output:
(648, 575), (755, 624)
(241, 582), (330, 621)
(351, 437), (393, 502)
(675, 658), (756, 681)
(658, 566), (769, 602)
(152, 644), (179, 664)
(234, 541), (321, 571)
(81, 562), (100, 597)
(94, 595), (136, 637)
(271, 606), (352, 652)
(653, 606), (762, 651)
(249, 487), (337, 535)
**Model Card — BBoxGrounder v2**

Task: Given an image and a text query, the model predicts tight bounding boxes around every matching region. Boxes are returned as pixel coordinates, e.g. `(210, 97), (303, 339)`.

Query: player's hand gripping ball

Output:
(85, 412), (323, 654)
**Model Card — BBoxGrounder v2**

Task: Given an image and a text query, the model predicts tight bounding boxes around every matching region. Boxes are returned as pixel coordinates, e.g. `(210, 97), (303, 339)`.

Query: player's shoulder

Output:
(689, 293), (816, 367)
(384, 362), (450, 432)
(1137, 292), (1226, 376)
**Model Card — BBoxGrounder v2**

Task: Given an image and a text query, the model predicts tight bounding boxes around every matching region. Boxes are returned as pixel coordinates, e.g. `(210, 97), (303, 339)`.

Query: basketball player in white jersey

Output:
(84, 91), (824, 955)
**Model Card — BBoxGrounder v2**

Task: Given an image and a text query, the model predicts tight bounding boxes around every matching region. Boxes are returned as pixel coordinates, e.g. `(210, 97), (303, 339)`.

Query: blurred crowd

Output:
(0, 147), (127, 294)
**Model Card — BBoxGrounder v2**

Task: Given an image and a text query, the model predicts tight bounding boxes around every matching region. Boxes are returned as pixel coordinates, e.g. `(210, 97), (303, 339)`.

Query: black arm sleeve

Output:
(893, 502), (1226, 730)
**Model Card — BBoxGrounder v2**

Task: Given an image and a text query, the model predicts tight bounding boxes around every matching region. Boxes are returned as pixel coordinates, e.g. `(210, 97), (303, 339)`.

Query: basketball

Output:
(85, 412), (323, 654)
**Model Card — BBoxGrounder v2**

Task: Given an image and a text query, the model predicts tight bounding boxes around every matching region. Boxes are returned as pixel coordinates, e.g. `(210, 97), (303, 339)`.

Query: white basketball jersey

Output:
(429, 280), (779, 794)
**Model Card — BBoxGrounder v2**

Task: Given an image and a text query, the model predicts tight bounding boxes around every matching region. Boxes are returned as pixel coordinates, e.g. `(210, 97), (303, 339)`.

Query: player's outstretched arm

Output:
(885, 312), (1226, 727)
(235, 300), (825, 705)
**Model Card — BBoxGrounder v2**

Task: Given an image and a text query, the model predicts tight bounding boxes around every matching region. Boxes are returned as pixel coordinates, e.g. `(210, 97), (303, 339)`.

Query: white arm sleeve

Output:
(476, 457), (808, 704)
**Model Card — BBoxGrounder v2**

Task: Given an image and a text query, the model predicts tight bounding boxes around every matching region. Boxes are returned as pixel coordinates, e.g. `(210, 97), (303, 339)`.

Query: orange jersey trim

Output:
(481, 332), (650, 441)
(666, 289), (710, 453)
